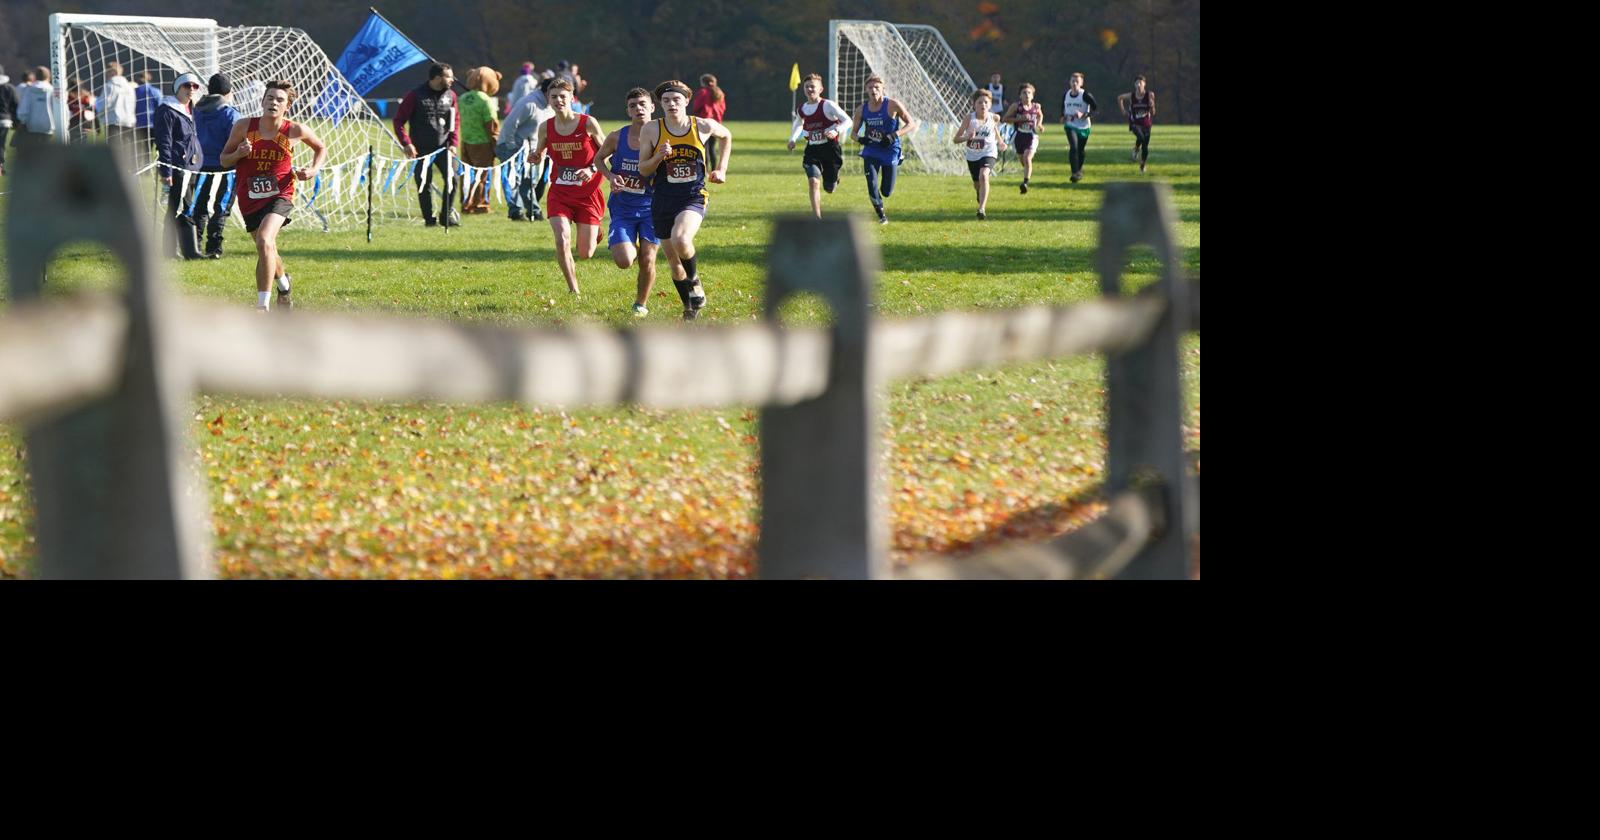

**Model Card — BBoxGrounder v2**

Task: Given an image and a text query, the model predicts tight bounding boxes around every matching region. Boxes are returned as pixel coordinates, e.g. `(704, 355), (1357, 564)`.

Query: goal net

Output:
(828, 20), (983, 176)
(50, 13), (477, 232)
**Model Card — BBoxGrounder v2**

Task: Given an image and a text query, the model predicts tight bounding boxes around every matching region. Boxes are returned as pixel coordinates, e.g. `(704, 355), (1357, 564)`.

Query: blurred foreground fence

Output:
(1, 145), (1198, 579)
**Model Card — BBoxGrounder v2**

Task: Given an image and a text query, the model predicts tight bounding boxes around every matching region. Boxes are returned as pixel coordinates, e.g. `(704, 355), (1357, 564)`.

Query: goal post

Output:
(50, 12), (417, 231)
(828, 19), (981, 176)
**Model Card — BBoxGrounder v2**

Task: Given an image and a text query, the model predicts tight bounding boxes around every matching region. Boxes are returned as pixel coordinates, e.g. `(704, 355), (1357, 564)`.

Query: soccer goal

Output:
(828, 20), (980, 176)
(50, 12), (420, 231)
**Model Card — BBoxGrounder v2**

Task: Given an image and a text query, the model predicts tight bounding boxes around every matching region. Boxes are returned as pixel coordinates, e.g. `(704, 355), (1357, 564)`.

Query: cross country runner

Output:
(594, 87), (660, 317)
(219, 80), (326, 311)
(1001, 82), (1043, 193)
(852, 73), (917, 225)
(953, 88), (1006, 220)
(638, 79), (732, 321)
(1117, 74), (1155, 174)
(533, 78), (607, 296)
(787, 73), (852, 219)
(1061, 71), (1098, 183)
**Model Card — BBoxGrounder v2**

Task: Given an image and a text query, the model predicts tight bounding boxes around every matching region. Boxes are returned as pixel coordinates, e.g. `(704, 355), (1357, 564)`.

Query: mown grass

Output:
(0, 120), (1199, 578)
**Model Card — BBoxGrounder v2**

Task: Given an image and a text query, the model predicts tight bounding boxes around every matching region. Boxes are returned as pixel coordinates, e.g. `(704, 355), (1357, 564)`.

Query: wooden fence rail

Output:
(1, 145), (1197, 580)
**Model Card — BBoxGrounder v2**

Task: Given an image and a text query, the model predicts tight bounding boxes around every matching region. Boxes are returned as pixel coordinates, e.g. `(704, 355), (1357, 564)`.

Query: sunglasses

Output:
(183, 82), (201, 88)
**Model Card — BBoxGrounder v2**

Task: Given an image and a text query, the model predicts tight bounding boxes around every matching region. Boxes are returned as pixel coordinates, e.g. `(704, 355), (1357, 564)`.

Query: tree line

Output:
(1, 0), (1198, 123)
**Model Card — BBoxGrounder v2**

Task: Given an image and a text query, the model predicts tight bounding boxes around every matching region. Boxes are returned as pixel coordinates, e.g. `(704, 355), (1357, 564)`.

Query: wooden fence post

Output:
(758, 215), (886, 579)
(1097, 182), (1196, 580)
(4, 144), (212, 579)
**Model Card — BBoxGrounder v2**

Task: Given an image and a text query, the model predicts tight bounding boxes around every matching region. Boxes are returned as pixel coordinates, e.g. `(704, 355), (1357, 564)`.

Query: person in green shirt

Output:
(459, 66), (501, 214)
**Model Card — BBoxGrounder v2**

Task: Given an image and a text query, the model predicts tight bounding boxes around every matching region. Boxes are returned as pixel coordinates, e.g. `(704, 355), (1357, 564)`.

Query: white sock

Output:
(276, 274), (291, 292)
(257, 291), (271, 308)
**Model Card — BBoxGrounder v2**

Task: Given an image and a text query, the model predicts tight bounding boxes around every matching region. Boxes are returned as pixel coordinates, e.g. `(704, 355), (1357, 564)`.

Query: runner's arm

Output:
(703, 118), (731, 181)
(218, 120), (252, 168)
(1148, 91), (1156, 120)
(1117, 92), (1130, 117)
(1001, 102), (1019, 125)
(824, 100), (852, 141)
(293, 123), (328, 179)
(788, 111), (805, 147)
(637, 121), (665, 177)
(891, 99), (919, 137)
(1083, 91), (1099, 117)
(594, 128), (619, 187)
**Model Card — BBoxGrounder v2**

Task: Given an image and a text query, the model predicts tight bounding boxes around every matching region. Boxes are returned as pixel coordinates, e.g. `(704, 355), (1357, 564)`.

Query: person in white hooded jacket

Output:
(14, 65), (57, 145)
(98, 60), (138, 159)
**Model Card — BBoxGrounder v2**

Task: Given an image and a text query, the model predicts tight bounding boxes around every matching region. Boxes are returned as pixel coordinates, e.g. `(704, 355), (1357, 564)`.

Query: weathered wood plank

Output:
(0, 295), (126, 425)
(5, 144), (212, 579)
(1098, 182), (1196, 580)
(758, 215), (887, 579)
(178, 303), (832, 410)
(895, 488), (1163, 580)
(873, 295), (1166, 382)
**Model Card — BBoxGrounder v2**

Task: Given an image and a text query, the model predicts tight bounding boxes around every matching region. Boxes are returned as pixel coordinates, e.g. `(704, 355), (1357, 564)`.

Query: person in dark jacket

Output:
(192, 73), (241, 258)
(392, 63), (459, 227)
(0, 65), (17, 178)
(154, 72), (205, 259)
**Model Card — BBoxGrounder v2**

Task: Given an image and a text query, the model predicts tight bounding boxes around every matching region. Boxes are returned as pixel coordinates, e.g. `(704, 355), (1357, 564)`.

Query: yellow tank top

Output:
(651, 116), (707, 203)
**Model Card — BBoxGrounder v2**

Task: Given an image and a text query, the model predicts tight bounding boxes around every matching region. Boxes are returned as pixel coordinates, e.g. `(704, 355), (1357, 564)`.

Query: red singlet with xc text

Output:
(236, 117), (296, 217)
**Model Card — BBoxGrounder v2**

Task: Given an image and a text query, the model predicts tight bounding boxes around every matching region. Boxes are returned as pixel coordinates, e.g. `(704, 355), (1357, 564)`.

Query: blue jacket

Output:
(192, 94), (240, 168)
(135, 83), (161, 128)
(153, 97), (202, 172)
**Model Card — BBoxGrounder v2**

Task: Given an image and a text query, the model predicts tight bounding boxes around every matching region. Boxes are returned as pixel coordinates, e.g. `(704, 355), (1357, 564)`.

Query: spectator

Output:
(15, 66), (58, 146)
(133, 70), (162, 170)
(505, 60), (540, 117)
(459, 65), (501, 214)
(393, 62), (460, 227)
(99, 61), (138, 161)
(154, 72), (205, 259)
(192, 72), (241, 258)
(497, 75), (555, 221)
(692, 73), (727, 165)
(987, 72), (1005, 114)
(0, 65), (16, 177)
(67, 78), (97, 143)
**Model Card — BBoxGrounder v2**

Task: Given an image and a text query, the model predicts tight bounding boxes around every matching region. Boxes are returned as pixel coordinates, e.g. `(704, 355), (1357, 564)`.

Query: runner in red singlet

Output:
(219, 80), (326, 311)
(533, 78), (607, 296)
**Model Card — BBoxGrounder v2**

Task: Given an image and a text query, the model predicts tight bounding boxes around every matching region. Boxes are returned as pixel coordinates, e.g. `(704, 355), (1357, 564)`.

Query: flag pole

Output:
(366, 145), (375, 243)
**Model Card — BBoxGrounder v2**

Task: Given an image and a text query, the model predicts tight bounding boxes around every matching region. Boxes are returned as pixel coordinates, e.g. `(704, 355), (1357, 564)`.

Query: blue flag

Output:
(334, 11), (429, 96)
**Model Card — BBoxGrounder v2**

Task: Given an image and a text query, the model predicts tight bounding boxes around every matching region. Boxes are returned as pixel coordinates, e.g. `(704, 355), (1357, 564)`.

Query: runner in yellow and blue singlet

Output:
(638, 79), (733, 321)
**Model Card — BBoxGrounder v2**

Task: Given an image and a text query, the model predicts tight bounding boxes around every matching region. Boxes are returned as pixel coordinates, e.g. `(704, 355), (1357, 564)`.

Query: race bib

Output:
(248, 175), (279, 200)
(666, 160), (699, 184)
(866, 127), (887, 144)
(807, 129), (826, 143)
(556, 165), (585, 186)
(967, 139), (988, 151)
(613, 173), (646, 194)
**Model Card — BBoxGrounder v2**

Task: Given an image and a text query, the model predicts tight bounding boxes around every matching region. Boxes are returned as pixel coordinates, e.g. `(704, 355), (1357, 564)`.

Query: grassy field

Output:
(0, 120), (1199, 578)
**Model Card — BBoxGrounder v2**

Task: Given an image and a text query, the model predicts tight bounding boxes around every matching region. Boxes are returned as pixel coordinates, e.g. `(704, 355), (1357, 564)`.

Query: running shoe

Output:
(632, 303), (649, 318)
(1070, 171), (1082, 183)
(1020, 181), (1029, 194)
(276, 289), (293, 310)
(1131, 145), (1140, 162)
(977, 211), (986, 221)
